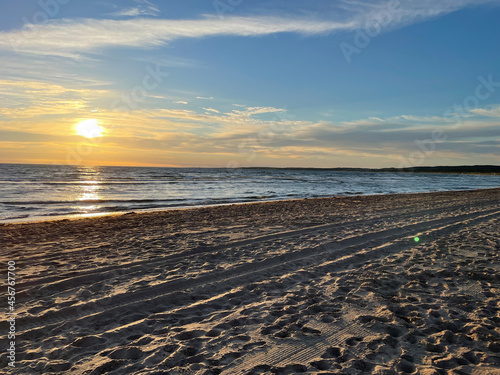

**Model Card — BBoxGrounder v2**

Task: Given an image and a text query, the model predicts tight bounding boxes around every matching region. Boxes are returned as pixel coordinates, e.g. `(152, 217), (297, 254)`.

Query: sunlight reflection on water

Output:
(76, 167), (102, 213)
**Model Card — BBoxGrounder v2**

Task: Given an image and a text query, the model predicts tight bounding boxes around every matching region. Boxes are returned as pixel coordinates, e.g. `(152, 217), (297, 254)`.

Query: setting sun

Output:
(75, 119), (103, 138)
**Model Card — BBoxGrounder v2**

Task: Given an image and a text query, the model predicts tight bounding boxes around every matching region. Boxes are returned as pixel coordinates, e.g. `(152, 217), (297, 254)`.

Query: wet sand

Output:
(1, 188), (500, 374)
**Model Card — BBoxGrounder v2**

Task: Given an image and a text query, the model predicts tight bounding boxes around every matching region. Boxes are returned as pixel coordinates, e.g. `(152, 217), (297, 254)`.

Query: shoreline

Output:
(2, 186), (500, 226)
(1, 187), (499, 374)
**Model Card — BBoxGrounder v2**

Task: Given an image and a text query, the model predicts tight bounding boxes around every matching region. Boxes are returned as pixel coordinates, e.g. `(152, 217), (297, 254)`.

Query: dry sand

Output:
(1, 188), (500, 375)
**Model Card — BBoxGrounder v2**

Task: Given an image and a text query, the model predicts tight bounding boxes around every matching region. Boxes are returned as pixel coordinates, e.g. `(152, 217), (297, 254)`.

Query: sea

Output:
(1, 163), (500, 223)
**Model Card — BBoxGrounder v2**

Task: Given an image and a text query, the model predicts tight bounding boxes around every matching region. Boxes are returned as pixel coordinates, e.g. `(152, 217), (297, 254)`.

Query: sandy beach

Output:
(1, 188), (500, 375)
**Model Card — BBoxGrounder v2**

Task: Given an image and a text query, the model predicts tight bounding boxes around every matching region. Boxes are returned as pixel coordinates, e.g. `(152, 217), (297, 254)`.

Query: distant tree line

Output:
(243, 165), (500, 174)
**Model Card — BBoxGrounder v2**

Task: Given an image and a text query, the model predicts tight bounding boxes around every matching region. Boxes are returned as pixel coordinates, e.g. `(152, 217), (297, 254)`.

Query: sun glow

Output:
(75, 119), (103, 138)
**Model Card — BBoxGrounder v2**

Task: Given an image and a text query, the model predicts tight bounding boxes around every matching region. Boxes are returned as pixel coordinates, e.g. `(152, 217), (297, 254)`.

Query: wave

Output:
(0, 181), (152, 185)
(246, 195), (278, 199)
(0, 198), (188, 205)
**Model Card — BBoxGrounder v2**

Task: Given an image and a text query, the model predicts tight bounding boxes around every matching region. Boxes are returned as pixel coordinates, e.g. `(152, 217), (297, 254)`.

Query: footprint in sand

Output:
(71, 335), (106, 348)
(349, 359), (375, 373)
(89, 359), (123, 374)
(180, 345), (199, 357)
(242, 341), (266, 350)
(346, 336), (363, 346)
(108, 346), (144, 360)
(260, 325), (280, 335)
(309, 359), (331, 370)
(321, 346), (344, 358)
(247, 364), (272, 374)
(273, 363), (307, 374)
(396, 357), (416, 373)
(174, 329), (205, 341)
(205, 328), (221, 337)
(42, 361), (72, 373)
(386, 324), (405, 338)
(218, 351), (242, 366)
(301, 326), (321, 335)
(231, 334), (251, 343)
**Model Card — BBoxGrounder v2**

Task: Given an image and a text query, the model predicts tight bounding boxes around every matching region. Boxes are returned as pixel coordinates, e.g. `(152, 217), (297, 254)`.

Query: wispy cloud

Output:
(470, 105), (500, 117)
(339, 0), (498, 21)
(2, 0), (497, 58)
(108, 7), (157, 17)
(203, 108), (220, 113)
(0, 16), (353, 58)
(107, 0), (160, 17)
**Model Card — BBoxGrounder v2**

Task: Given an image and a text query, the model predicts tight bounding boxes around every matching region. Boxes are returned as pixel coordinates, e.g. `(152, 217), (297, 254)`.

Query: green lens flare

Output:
(414, 237), (420, 242)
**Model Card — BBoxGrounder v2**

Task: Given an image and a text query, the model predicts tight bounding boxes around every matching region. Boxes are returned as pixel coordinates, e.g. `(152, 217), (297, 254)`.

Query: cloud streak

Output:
(1, 16), (355, 58)
(2, 0), (497, 58)
(108, 0), (160, 18)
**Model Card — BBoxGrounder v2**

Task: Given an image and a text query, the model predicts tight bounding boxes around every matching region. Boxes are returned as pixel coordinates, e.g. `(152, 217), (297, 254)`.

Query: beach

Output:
(1, 188), (500, 374)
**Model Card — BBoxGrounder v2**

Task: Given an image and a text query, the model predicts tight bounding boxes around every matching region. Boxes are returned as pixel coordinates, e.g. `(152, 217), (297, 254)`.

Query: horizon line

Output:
(0, 162), (499, 171)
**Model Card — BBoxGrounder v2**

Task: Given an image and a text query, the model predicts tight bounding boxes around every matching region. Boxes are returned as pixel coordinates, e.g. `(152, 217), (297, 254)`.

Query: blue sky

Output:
(0, 0), (499, 167)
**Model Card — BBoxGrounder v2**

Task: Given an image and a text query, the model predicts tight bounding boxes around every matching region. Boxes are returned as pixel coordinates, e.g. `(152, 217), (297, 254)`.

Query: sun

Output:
(75, 119), (103, 138)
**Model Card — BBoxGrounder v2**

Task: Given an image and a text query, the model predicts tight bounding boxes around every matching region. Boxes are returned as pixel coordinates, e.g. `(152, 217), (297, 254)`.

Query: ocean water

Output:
(1, 163), (500, 223)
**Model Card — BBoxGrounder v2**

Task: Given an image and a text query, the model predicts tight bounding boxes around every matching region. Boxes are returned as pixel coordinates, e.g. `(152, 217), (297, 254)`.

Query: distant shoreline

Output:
(0, 163), (499, 175)
(242, 165), (500, 175)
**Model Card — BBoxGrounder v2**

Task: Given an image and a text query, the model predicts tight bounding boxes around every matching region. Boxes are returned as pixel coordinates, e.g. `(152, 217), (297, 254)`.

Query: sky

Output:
(0, 0), (499, 168)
